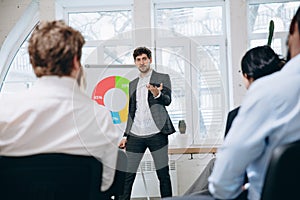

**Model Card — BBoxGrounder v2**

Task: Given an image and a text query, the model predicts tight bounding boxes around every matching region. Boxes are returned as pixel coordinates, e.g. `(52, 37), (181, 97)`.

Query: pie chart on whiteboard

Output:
(92, 76), (130, 124)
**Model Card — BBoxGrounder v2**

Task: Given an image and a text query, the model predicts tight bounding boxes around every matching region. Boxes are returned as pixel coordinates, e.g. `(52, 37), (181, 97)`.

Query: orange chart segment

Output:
(92, 76), (129, 124)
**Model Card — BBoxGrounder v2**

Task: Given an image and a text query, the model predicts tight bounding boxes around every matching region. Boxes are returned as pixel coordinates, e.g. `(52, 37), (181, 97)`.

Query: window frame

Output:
(0, 1), (39, 92)
(154, 0), (228, 146)
(247, 0), (300, 56)
(63, 4), (134, 66)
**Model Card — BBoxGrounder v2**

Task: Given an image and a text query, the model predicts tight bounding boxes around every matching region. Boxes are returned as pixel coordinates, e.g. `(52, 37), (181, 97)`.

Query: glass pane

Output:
(156, 47), (186, 133)
(249, 2), (300, 34)
(104, 45), (133, 64)
(3, 42), (37, 93)
(82, 47), (97, 64)
(250, 38), (284, 56)
(69, 10), (132, 41)
(156, 6), (223, 37)
(196, 45), (225, 138)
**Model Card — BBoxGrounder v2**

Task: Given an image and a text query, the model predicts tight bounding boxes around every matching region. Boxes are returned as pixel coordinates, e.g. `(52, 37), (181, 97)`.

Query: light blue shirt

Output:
(208, 54), (300, 200)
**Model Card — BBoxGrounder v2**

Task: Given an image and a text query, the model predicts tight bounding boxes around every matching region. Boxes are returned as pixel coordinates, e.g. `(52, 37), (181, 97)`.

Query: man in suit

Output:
(119, 47), (175, 200)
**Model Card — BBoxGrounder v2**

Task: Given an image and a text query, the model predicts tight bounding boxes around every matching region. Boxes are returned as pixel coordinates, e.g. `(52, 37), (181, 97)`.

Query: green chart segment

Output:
(92, 76), (129, 124)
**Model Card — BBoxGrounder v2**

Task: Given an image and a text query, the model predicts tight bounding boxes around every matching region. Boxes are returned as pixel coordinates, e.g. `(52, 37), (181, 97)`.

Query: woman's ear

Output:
(242, 73), (254, 89)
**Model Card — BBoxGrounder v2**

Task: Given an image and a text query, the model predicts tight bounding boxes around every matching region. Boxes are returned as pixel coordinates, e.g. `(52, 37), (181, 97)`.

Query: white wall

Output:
(0, 0), (31, 47)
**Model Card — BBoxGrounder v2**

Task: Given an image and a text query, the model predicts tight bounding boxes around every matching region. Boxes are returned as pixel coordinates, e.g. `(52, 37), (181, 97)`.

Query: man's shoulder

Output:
(152, 70), (168, 77)
(129, 77), (139, 84)
(0, 90), (27, 103)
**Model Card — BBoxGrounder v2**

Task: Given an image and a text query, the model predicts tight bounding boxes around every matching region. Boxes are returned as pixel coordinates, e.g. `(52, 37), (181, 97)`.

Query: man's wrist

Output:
(154, 90), (161, 99)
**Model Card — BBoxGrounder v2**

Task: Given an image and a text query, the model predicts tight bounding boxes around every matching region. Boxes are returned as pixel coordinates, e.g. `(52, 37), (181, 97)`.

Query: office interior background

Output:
(0, 0), (299, 198)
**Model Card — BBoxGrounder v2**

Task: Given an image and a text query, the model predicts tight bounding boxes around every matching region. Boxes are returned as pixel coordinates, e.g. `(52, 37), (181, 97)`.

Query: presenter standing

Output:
(119, 47), (175, 199)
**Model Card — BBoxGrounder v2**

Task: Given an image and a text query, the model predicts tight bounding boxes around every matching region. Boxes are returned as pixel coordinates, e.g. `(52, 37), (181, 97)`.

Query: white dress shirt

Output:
(0, 76), (119, 191)
(131, 69), (160, 136)
(208, 54), (300, 200)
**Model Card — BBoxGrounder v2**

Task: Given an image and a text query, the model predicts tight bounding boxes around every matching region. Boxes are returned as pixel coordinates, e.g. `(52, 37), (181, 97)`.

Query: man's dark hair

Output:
(133, 47), (152, 60)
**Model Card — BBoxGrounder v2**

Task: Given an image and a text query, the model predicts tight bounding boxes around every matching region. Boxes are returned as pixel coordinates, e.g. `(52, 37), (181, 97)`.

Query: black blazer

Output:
(224, 106), (240, 137)
(224, 106), (249, 190)
(124, 70), (175, 136)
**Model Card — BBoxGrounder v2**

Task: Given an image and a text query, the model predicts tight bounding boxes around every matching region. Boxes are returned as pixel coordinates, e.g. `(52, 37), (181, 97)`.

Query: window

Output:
(69, 10), (132, 41)
(0, 1), (38, 93)
(154, 0), (227, 145)
(67, 7), (133, 65)
(248, 0), (300, 56)
(156, 6), (223, 36)
(1, 40), (36, 93)
(0, 1), (133, 94)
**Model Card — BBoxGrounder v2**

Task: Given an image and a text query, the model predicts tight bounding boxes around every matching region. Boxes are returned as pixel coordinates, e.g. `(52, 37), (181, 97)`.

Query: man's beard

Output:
(139, 64), (150, 73)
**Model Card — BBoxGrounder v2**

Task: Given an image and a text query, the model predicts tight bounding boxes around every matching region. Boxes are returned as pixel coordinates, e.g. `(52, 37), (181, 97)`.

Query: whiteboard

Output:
(84, 64), (138, 135)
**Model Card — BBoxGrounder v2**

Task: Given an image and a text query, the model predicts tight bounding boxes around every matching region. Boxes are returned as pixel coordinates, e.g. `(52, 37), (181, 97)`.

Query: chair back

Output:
(261, 140), (300, 200)
(0, 153), (103, 200)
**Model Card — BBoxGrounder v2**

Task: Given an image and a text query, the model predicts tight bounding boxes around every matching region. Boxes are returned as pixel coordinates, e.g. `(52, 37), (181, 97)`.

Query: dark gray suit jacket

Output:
(124, 70), (175, 137)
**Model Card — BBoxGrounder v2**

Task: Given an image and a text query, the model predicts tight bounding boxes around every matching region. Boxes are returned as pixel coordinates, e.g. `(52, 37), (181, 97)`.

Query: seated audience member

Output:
(166, 7), (300, 200)
(0, 20), (119, 191)
(184, 45), (285, 198)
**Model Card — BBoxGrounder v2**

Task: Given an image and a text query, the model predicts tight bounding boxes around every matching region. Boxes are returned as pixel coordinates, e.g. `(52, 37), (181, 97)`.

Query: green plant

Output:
(267, 20), (275, 46)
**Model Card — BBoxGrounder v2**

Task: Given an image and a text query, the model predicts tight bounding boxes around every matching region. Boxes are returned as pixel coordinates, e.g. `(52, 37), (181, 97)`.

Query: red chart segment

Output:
(92, 76), (115, 106)
(92, 76), (129, 124)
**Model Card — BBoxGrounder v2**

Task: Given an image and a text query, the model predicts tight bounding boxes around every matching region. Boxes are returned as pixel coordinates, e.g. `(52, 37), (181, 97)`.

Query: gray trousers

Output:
(169, 157), (247, 200)
(184, 157), (216, 195)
